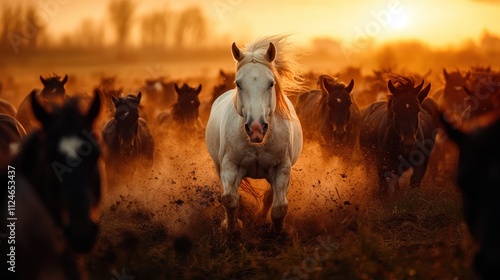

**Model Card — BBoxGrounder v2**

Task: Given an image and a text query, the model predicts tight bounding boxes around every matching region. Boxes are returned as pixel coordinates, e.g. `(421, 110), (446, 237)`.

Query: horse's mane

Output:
(322, 76), (350, 92)
(122, 94), (138, 101)
(42, 74), (64, 84)
(386, 74), (418, 107)
(236, 35), (306, 119)
(388, 74), (416, 91)
(118, 94), (142, 113)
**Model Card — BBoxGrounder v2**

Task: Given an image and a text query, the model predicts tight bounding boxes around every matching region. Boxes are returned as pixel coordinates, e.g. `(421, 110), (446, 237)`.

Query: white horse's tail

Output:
(240, 178), (260, 201)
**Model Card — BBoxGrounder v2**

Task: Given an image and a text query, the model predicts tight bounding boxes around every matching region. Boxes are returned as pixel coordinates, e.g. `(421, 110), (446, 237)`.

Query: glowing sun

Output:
(390, 11), (409, 29)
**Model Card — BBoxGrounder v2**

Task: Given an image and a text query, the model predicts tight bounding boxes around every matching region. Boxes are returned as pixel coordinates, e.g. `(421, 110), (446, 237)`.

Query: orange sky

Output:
(14, 0), (500, 48)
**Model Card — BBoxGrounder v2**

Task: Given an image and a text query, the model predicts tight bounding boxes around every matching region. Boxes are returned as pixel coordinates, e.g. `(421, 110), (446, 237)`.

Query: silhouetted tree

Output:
(25, 5), (46, 49)
(141, 9), (168, 48)
(174, 7), (206, 48)
(0, 4), (46, 50)
(78, 18), (105, 48)
(108, 0), (135, 46)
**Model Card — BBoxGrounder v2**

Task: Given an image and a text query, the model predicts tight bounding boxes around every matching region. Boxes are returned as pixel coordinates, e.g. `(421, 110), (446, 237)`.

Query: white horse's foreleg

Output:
(220, 157), (244, 234)
(270, 162), (292, 232)
(259, 187), (273, 220)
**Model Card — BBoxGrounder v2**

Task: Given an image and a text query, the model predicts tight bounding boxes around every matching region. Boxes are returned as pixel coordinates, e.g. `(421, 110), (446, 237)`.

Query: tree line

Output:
(0, 0), (208, 52)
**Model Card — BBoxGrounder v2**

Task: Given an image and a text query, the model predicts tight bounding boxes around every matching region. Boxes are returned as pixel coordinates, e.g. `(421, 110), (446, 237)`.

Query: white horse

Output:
(205, 35), (305, 234)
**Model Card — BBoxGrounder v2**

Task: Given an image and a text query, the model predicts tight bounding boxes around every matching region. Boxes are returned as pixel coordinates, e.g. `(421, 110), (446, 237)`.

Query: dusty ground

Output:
(86, 125), (475, 280)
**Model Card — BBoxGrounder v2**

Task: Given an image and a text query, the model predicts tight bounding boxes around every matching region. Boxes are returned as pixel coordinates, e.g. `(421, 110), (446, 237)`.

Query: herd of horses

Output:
(1, 35), (499, 279)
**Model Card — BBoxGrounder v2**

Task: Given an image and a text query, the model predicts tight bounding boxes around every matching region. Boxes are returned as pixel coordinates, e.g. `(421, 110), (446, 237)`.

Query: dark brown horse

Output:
(441, 114), (500, 280)
(296, 75), (361, 159)
(101, 92), (155, 178)
(359, 75), (437, 195)
(6, 90), (102, 279)
(434, 69), (470, 118)
(16, 74), (68, 133)
(158, 83), (203, 134)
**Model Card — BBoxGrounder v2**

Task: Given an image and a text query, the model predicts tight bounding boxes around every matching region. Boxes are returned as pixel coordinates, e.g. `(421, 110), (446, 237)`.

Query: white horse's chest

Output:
(231, 142), (286, 179)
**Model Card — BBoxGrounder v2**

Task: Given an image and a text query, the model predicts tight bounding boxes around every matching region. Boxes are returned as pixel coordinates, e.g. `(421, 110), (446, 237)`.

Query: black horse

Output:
(158, 83), (203, 134)
(441, 114), (500, 280)
(101, 92), (155, 178)
(296, 75), (361, 159)
(16, 74), (68, 133)
(6, 90), (102, 279)
(359, 75), (437, 195)
(434, 69), (470, 118)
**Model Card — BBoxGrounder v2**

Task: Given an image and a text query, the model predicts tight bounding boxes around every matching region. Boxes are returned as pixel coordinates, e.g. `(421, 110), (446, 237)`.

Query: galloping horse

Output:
(441, 115), (500, 280)
(101, 92), (154, 178)
(16, 74), (68, 133)
(158, 83), (203, 134)
(296, 75), (360, 159)
(434, 69), (470, 118)
(8, 90), (102, 279)
(205, 35), (304, 234)
(359, 75), (437, 195)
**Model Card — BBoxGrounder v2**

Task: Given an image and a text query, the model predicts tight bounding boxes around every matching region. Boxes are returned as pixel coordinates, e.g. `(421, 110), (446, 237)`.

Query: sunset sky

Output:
(13, 0), (500, 48)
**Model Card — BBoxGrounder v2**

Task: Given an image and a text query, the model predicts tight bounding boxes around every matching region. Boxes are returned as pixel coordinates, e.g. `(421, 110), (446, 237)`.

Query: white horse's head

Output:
(232, 42), (277, 143)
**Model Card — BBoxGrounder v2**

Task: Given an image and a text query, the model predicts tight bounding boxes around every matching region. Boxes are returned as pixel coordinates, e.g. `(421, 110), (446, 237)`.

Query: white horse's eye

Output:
(269, 82), (274, 89)
(236, 81), (241, 89)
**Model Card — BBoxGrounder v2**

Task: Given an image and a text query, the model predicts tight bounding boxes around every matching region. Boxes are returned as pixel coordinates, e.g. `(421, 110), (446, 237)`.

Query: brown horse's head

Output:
(388, 76), (431, 154)
(173, 83), (202, 122)
(40, 74), (68, 97)
(112, 92), (142, 152)
(322, 76), (355, 140)
(443, 68), (469, 99)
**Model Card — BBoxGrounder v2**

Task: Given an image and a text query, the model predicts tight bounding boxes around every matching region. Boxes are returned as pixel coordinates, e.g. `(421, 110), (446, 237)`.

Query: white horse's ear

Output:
(264, 42), (276, 62)
(231, 42), (244, 62)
